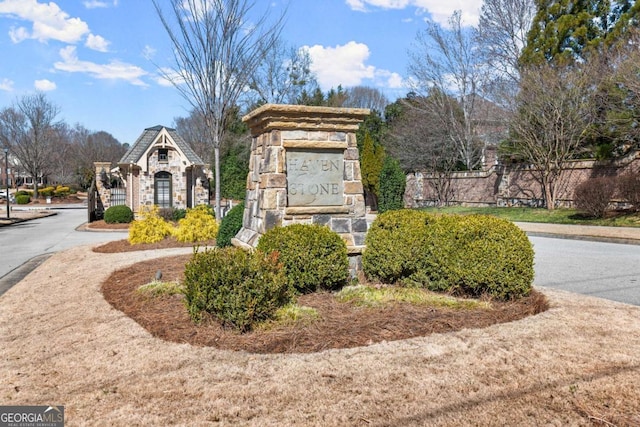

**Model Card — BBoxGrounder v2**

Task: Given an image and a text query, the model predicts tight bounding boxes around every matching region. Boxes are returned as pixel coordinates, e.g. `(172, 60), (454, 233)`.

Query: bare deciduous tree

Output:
(249, 41), (318, 105)
(385, 97), (460, 206)
(173, 110), (211, 164)
(476, 0), (535, 110)
(343, 86), (389, 112)
(0, 92), (61, 198)
(69, 125), (126, 188)
(153, 0), (285, 218)
(507, 63), (597, 210)
(408, 10), (486, 170)
(477, 0), (535, 85)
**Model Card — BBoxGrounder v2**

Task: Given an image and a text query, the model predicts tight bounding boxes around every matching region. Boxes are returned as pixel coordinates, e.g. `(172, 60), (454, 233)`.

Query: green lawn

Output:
(418, 206), (640, 228)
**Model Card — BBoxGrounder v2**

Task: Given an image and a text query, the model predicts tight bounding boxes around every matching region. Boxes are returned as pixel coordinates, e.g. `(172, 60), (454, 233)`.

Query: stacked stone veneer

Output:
(94, 162), (113, 210)
(232, 104), (370, 258)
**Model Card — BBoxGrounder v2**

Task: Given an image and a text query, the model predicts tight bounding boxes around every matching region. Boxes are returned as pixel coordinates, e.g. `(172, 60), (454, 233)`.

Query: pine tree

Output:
(521, 0), (640, 66)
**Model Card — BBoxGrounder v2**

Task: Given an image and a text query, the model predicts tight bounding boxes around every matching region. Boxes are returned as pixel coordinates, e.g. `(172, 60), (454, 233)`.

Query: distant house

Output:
(108, 125), (209, 215)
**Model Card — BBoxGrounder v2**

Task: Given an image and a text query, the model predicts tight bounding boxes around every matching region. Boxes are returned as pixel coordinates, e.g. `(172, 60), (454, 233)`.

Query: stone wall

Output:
(405, 151), (640, 208)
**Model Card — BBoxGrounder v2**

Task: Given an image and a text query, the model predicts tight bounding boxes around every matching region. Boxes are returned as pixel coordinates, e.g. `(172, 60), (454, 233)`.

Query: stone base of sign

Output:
(232, 104), (370, 273)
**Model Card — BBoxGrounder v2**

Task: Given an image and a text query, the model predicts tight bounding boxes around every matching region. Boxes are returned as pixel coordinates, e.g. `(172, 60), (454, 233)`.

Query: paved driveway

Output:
(530, 235), (640, 306)
(0, 207), (127, 296)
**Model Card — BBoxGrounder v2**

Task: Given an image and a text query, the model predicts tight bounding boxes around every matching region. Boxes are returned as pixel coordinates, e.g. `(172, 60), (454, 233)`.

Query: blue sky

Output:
(0, 0), (482, 145)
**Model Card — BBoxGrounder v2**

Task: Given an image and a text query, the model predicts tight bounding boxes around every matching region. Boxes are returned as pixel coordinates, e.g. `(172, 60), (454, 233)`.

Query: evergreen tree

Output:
(521, 0), (640, 65)
(356, 110), (386, 153)
(378, 156), (406, 213)
(359, 131), (385, 210)
(219, 142), (249, 200)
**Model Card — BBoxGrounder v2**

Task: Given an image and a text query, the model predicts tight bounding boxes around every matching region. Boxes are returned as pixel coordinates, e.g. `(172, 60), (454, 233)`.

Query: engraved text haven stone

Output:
(286, 150), (343, 206)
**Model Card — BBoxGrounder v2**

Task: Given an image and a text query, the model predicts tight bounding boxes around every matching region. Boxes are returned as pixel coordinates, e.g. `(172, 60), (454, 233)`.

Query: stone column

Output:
(232, 104), (370, 269)
(94, 162), (112, 213)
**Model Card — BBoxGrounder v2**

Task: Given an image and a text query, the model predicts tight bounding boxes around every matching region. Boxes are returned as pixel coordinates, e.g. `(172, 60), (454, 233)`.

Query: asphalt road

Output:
(0, 208), (128, 296)
(530, 236), (640, 306)
(1, 209), (639, 306)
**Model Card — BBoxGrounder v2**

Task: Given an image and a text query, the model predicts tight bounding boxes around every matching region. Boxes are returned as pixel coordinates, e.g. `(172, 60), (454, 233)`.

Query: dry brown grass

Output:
(2, 245), (640, 426)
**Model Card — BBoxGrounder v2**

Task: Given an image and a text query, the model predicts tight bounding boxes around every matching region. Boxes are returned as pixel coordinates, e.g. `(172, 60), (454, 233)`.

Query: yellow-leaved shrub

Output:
(174, 204), (218, 243)
(128, 205), (175, 244)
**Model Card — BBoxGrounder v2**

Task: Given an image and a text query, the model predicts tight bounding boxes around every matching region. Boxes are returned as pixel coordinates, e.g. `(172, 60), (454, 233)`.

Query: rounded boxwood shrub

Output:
(15, 194), (30, 204)
(104, 205), (134, 224)
(430, 214), (534, 299)
(257, 223), (349, 294)
(184, 247), (292, 332)
(363, 210), (534, 300)
(216, 202), (244, 248)
(362, 209), (433, 284)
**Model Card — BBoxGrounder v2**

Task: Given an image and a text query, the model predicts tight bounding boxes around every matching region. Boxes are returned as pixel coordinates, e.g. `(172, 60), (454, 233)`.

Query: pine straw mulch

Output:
(98, 239), (549, 354)
(94, 237), (216, 253)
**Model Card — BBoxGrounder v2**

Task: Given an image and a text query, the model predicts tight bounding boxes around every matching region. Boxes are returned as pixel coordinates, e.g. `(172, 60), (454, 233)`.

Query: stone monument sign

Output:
(286, 149), (344, 206)
(232, 104), (370, 262)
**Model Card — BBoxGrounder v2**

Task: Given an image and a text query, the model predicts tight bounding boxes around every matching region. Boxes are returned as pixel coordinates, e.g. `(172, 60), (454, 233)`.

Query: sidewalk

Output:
(515, 221), (640, 245)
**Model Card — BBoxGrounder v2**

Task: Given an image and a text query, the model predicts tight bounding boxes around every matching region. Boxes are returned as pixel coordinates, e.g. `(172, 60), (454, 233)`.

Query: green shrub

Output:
(104, 205), (134, 224)
(15, 190), (32, 197)
(216, 202), (245, 248)
(174, 204), (218, 243)
(431, 215), (534, 299)
(16, 194), (30, 204)
(363, 210), (534, 300)
(362, 209), (433, 284)
(183, 247), (292, 332)
(128, 205), (175, 244)
(257, 224), (349, 294)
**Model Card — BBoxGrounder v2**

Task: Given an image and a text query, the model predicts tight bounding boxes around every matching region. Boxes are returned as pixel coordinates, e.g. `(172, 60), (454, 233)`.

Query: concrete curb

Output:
(0, 254), (52, 297)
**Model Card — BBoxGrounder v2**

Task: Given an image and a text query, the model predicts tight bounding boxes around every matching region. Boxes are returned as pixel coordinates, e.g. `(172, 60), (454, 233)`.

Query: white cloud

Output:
(142, 45), (157, 60)
(154, 67), (184, 87)
(306, 41), (376, 90)
(8, 26), (29, 43)
(0, 78), (14, 91)
(54, 46), (148, 86)
(85, 33), (110, 52)
(0, 0), (90, 43)
(306, 41), (407, 94)
(376, 70), (405, 89)
(34, 79), (56, 91)
(345, 0), (482, 27)
(82, 0), (118, 9)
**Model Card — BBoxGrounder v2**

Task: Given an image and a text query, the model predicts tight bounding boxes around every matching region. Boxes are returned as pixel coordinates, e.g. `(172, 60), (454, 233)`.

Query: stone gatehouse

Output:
(95, 125), (210, 216)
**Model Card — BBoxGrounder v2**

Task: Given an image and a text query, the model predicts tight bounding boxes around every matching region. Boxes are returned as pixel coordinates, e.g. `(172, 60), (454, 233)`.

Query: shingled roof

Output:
(119, 125), (205, 166)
